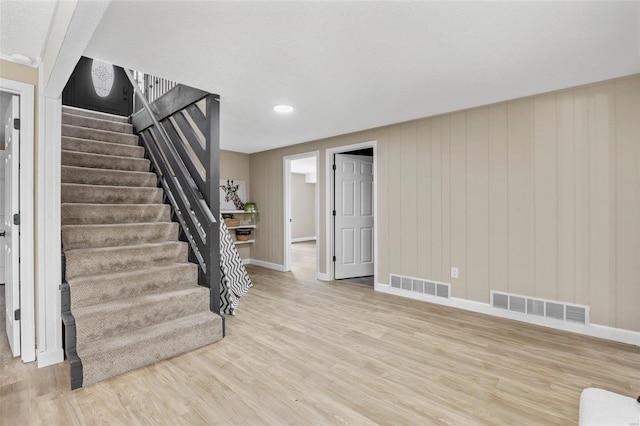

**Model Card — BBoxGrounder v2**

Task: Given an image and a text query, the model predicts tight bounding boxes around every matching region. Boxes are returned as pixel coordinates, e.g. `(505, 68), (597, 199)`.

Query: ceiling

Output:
(2, 1), (640, 154)
(0, 0), (56, 65)
(290, 157), (317, 176)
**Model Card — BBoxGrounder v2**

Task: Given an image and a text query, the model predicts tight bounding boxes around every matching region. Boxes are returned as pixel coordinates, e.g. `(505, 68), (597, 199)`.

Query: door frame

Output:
(283, 151), (320, 275)
(325, 141), (377, 282)
(0, 78), (36, 363)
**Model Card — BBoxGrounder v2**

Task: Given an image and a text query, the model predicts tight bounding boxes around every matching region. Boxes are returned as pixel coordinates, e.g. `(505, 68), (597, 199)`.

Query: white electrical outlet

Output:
(451, 267), (459, 279)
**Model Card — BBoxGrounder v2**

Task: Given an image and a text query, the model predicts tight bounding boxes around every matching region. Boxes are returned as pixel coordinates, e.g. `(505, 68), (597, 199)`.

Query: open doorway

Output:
(283, 152), (319, 280)
(327, 141), (377, 287)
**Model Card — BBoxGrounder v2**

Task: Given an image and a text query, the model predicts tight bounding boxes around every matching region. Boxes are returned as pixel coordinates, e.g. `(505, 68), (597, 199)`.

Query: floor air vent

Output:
(491, 291), (589, 325)
(390, 274), (450, 299)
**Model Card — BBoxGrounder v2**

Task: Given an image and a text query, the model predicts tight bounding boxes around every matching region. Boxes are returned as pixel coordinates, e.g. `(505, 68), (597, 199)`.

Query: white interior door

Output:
(0, 150), (6, 284)
(334, 154), (374, 279)
(4, 95), (20, 357)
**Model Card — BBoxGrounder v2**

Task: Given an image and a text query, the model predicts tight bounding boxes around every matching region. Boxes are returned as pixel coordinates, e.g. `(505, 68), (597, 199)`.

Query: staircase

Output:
(61, 106), (223, 388)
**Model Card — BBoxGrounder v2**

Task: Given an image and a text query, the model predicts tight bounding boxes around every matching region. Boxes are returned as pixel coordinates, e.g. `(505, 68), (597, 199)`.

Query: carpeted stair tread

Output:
(62, 150), (150, 172)
(60, 105), (223, 388)
(62, 222), (179, 250)
(62, 124), (139, 146)
(65, 241), (188, 279)
(74, 286), (210, 346)
(62, 203), (171, 225)
(63, 112), (133, 134)
(62, 183), (163, 204)
(78, 312), (222, 386)
(61, 166), (157, 188)
(62, 106), (129, 123)
(67, 263), (198, 308)
(62, 136), (145, 158)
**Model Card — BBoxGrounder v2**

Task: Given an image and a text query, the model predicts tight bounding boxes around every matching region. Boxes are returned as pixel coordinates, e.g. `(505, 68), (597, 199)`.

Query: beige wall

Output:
(220, 150), (251, 260)
(290, 173), (316, 239)
(0, 60), (38, 152)
(250, 74), (640, 332)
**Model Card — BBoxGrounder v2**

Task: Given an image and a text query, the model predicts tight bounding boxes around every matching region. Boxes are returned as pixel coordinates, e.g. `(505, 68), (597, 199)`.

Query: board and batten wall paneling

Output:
(507, 98), (535, 297)
(573, 87), (590, 307)
(376, 127), (390, 284)
(400, 122), (418, 277)
(388, 125), (403, 277)
(534, 95), (559, 301)
(588, 82), (615, 327)
(247, 74), (640, 332)
(416, 120), (432, 280)
(441, 115), (452, 291)
(556, 91), (576, 304)
(429, 117), (443, 283)
(466, 107), (490, 303)
(450, 112), (467, 298)
(614, 77), (640, 331)
(488, 103), (509, 294)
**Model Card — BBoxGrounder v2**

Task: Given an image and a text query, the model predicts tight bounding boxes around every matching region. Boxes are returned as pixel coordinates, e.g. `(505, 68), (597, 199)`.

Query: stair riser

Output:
(68, 264), (198, 308)
(62, 184), (163, 205)
(60, 106), (224, 389)
(62, 150), (150, 173)
(62, 124), (139, 146)
(75, 288), (210, 346)
(65, 242), (189, 279)
(62, 106), (129, 123)
(62, 113), (133, 134)
(62, 223), (179, 250)
(62, 204), (171, 225)
(61, 166), (157, 188)
(62, 137), (145, 158)
(79, 314), (222, 387)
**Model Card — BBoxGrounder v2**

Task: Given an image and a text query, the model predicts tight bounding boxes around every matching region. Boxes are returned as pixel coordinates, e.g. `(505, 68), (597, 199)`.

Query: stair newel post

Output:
(205, 94), (221, 315)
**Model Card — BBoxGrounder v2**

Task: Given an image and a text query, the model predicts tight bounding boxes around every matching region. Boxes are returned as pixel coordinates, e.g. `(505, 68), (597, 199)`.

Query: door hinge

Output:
(332, 210), (336, 216)
(13, 118), (20, 130)
(332, 164), (336, 171)
(332, 256), (336, 262)
(13, 213), (20, 225)
(14, 309), (20, 321)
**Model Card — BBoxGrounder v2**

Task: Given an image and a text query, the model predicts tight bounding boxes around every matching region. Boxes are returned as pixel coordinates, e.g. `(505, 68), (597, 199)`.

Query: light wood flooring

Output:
(2, 249), (639, 424)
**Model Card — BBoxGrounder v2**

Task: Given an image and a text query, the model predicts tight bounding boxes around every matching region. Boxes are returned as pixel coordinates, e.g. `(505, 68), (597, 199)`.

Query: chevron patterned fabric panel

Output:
(219, 219), (253, 314)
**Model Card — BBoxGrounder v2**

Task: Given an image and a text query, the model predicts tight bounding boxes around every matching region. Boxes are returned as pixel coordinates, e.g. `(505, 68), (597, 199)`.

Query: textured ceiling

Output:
(82, 1), (638, 153)
(0, 0), (57, 65)
(1, 1), (639, 152)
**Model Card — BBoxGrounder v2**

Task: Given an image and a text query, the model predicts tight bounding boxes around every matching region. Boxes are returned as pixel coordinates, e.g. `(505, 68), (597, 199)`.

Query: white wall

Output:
(290, 173), (316, 240)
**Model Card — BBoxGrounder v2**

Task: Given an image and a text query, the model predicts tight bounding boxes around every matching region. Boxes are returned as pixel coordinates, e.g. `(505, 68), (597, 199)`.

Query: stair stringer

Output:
(60, 254), (83, 389)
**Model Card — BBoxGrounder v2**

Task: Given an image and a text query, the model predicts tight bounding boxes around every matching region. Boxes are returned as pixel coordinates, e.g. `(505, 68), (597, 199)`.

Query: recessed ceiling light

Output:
(274, 104), (294, 113)
(10, 53), (33, 65)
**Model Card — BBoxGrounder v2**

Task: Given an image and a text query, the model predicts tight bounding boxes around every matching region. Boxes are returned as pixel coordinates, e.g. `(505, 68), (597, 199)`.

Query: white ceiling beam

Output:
(41, 0), (111, 98)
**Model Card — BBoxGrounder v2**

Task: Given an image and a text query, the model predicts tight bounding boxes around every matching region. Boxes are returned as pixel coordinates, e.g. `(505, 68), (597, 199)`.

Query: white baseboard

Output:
(291, 236), (317, 243)
(375, 283), (640, 346)
(317, 272), (330, 281)
(249, 259), (286, 272)
(242, 258), (251, 265)
(37, 348), (64, 368)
